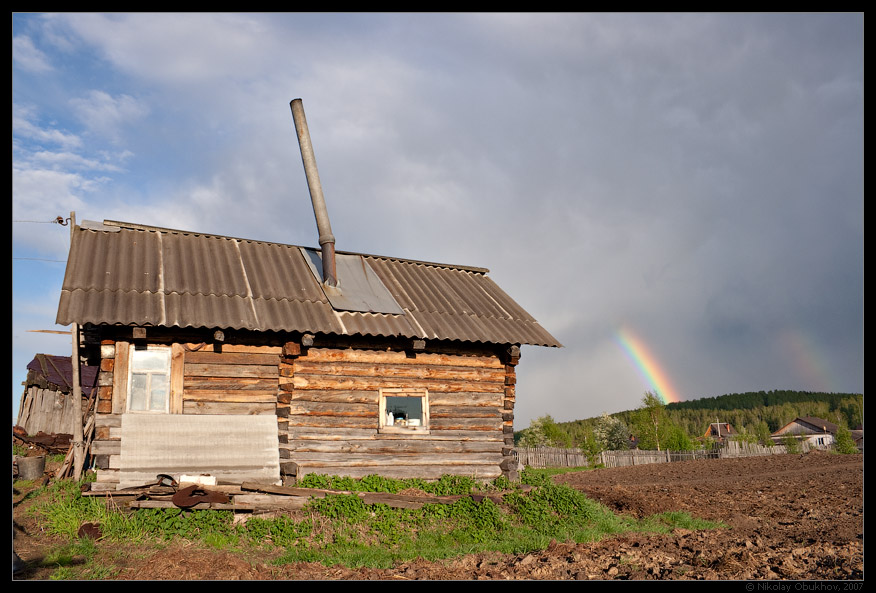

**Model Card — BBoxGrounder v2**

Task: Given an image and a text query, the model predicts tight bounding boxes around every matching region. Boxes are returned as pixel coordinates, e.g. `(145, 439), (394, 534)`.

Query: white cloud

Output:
(13, 167), (99, 212)
(69, 90), (149, 143)
(12, 35), (53, 72)
(51, 12), (276, 84)
(24, 150), (126, 172)
(12, 104), (82, 150)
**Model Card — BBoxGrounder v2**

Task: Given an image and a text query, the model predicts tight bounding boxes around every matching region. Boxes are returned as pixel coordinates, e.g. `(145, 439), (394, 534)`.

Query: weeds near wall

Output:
(23, 470), (723, 578)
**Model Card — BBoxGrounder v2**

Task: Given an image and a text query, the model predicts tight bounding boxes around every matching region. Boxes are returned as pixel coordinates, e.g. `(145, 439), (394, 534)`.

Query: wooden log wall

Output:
(280, 339), (519, 482)
(85, 326), (521, 490)
(89, 332), (282, 491)
(181, 346), (280, 415)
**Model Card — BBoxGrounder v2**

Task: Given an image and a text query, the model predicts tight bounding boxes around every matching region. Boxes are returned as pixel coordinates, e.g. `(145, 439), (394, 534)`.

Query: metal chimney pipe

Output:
(290, 98), (337, 287)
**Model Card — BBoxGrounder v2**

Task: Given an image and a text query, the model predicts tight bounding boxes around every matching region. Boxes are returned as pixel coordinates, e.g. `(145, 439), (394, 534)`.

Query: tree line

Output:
(515, 390), (863, 456)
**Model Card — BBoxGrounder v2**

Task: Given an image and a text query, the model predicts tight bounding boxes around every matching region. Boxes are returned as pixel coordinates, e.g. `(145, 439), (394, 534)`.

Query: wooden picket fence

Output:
(515, 438), (827, 470)
(514, 446), (591, 469)
(597, 448), (719, 468)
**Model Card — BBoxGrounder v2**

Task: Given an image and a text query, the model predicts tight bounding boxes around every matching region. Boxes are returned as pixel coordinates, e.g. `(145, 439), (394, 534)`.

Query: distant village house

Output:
(771, 416), (839, 448)
(702, 422), (737, 445)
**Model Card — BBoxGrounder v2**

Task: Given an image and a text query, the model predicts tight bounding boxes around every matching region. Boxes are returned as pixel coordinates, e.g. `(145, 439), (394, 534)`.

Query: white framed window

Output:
(127, 346), (171, 413)
(379, 388), (429, 434)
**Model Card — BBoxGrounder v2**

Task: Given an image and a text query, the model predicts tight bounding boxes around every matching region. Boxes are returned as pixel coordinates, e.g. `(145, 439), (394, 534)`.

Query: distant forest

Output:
(539, 390), (863, 450)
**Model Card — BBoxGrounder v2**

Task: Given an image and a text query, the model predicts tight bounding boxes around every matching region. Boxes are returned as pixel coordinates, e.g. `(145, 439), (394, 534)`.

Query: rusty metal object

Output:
(171, 484), (230, 509)
(77, 522), (102, 540)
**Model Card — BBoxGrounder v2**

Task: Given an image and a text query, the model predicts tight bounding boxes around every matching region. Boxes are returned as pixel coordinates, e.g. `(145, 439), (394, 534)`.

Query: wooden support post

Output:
(69, 212), (85, 481)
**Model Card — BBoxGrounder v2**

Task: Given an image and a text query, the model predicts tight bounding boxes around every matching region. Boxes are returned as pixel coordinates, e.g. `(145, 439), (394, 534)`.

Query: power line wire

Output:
(13, 257), (66, 262)
(13, 216), (69, 225)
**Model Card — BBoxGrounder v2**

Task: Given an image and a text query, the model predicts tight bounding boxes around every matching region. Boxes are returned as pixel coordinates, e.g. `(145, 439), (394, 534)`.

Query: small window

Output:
(379, 388), (429, 434)
(128, 346), (171, 413)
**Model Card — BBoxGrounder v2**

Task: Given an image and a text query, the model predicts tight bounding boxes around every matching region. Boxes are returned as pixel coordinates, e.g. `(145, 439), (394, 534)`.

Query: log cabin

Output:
(55, 99), (560, 490)
(56, 219), (561, 490)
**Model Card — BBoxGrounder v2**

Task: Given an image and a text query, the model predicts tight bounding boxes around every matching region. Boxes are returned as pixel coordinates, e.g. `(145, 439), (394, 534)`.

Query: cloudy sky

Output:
(12, 13), (863, 430)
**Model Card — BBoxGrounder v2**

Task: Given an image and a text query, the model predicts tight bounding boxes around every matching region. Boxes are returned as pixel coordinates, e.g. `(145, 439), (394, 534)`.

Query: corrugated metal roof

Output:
(772, 416), (840, 436)
(25, 354), (99, 397)
(56, 220), (562, 347)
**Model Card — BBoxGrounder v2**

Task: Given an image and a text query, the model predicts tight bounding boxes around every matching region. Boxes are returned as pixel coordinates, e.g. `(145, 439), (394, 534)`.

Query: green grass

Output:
(20, 470), (724, 578)
(521, 465), (599, 479)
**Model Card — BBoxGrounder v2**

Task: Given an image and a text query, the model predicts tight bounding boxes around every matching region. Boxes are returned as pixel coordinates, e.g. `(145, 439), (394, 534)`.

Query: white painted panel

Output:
(118, 414), (280, 489)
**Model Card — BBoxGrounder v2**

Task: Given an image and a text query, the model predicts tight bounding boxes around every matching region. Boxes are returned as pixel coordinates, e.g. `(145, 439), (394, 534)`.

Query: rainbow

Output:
(778, 328), (834, 393)
(614, 327), (683, 404)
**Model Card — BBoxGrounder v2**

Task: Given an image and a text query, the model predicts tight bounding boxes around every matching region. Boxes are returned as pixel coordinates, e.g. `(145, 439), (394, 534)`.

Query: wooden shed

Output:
(16, 353), (98, 437)
(56, 219), (561, 491)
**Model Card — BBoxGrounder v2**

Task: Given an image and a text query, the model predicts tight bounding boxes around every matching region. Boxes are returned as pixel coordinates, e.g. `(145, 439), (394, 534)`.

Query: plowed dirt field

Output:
(13, 450), (863, 580)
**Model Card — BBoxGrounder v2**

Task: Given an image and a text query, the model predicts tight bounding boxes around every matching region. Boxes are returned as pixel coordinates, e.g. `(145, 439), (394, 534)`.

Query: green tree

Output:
(629, 391), (699, 451)
(631, 391), (666, 451)
(593, 413), (632, 451)
(833, 425), (858, 454)
(661, 423), (698, 451)
(781, 434), (802, 454)
(753, 420), (774, 446)
(517, 415), (571, 448)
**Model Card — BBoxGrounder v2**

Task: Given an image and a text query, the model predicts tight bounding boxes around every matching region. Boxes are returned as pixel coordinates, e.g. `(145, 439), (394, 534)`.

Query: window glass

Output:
(379, 388), (429, 432)
(128, 347), (170, 413)
(129, 373), (148, 410)
(132, 350), (169, 371)
(385, 396), (423, 425)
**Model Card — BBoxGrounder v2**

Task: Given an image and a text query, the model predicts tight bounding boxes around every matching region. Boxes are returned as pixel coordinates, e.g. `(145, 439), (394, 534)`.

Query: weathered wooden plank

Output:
(184, 363), (278, 378)
(17, 387), (79, 435)
(182, 343), (282, 355)
(91, 471), (121, 486)
(285, 415), (378, 429)
(430, 417), (503, 431)
(240, 482), (496, 508)
(282, 439), (503, 455)
(285, 427), (378, 440)
(184, 377), (279, 391)
(112, 341), (130, 415)
(284, 390), (502, 407)
(293, 360), (505, 382)
(430, 406), (502, 419)
(184, 351), (281, 366)
(128, 500), (237, 510)
(283, 427), (503, 441)
(288, 452), (503, 466)
(182, 401), (277, 415)
(428, 392), (503, 407)
(291, 375), (503, 393)
(296, 465), (502, 480)
(284, 401), (502, 420)
(91, 440), (121, 455)
(291, 416), (501, 432)
(285, 390), (378, 404)
(232, 494), (308, 510)
(286, 401), (374, 417)
(183, 391), (278, 403)
(170, 344), (185, 414)
(301, 348), (503, 369)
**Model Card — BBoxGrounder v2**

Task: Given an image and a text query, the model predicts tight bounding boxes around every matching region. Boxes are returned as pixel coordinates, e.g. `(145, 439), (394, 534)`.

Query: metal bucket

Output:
(16, 456), (46, 480)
